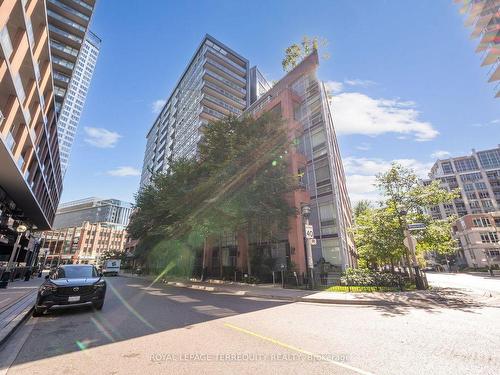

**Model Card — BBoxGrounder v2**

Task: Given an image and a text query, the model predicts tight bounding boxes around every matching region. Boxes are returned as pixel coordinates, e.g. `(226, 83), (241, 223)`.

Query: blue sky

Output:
(61, 0), (499, 205)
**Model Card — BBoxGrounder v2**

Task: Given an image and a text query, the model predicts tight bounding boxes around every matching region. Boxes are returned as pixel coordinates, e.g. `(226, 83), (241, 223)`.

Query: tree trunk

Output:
(405, 251), (415, 281)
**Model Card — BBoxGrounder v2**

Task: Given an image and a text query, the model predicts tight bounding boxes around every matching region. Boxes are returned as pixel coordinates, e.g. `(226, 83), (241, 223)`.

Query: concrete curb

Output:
(0, 291), (36, 347)
(162, 281), (397, 306)
(121, 273), (405, 306)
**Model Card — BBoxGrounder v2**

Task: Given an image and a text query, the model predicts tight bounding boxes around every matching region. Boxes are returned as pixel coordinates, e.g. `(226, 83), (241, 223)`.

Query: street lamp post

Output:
(301, 203), (315, 289)
(399, 211), (425, 290)
(7, 225), (27, 270)
(5, 224), (28, 284)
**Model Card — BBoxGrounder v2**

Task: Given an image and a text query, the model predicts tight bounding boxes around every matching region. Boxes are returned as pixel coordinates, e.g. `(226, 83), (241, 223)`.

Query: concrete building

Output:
(200, 51), (356, 280)
(425, 145), (500, 219)
(453, 211), (500, 268)
(38, 221), (127, 266)
(53, 197), (133, 230)
(1, 0), (63, 270)
(455, 0), (500, 98)
(47, 0), (96, 113)
(138, 36), (355, 282)
(141, 34), (265, 187)
(56, 30), (100, 174)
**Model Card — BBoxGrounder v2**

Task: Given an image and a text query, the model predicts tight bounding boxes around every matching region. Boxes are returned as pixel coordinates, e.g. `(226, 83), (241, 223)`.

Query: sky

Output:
(61, 0), (500, 206)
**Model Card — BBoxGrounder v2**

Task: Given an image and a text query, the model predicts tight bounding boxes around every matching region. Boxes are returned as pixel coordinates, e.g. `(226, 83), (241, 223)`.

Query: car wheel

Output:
(32, 306), (44, 317)
(93, 301), (104, 310)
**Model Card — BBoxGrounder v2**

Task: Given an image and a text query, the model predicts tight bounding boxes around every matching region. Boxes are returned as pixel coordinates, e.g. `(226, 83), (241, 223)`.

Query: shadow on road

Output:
(7, 276), (291, 367)
(371, 288), (498, 317)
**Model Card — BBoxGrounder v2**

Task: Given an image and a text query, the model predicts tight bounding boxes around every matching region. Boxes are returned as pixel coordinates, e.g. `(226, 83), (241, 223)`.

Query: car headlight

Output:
(93, 281), (106, 290)
(40, 283), (57, 295)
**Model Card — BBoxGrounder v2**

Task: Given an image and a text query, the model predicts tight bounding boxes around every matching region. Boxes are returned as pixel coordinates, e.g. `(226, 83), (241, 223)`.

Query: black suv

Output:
(34, 264), (106, 316)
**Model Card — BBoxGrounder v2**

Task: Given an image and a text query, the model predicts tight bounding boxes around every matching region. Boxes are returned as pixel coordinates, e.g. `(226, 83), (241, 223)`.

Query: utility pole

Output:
(400, 212), (425, 290)
(301, 203), (315, 289)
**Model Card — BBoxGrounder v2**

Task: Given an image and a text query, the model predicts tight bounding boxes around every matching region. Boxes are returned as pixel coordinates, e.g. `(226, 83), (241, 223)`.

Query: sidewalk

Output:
(121, 271), (455, 307)
(0, 276), (43, 346)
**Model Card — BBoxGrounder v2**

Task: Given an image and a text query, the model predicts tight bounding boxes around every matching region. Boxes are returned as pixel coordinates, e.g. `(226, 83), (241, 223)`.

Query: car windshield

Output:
(55, 266), (98, 279)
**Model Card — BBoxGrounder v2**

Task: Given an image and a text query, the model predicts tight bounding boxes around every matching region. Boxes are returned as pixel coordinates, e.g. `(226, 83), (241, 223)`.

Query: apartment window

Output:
(475, 182), (487, 190)
(473, 217), (491, 227)
(466, 192), (477, 200)
(311, 128), (327, 158)
(482, 200), (493, 208)
(441, 161), (453, 174)
(489, 250), (500, 256)
(470, 201), (480, 208)
(318, 203), (337, 235)
(314, 159), (330, 183)
(321, 238), (341, 265)
(477, 149), (500, 169)
(454, 158), (478, 173)
(464, 183), (474, 191)
(479, 191), (490, 199)
(480, 232), (499, 243)
(461, 172), (482, 181)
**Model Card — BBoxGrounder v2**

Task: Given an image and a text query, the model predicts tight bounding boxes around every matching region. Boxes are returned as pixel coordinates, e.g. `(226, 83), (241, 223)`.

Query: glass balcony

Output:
(0, 26), (13, 60)
(13, 73), (26, 104)
(48, 25), (82, 44)
(204, 81), (245, 107)
(54, 86), (66, 98)
(202, 107), (225, 120)
(203, 94), (242, 115)
(52, 56), (75, 70)
(33, 61), (40, 83)
(17, 154), (25, 170)
(26, 19), (35, 47)
(6, 131), (16, 152)
(50, 38), (78, 56)
(54, 71), (71, 83)
(205, 46), (246, 74)
(204, 69), (246, 95)
(205, 59), (246, 84)
(47, 10), (86, 33)
(48, 0), (90, 22)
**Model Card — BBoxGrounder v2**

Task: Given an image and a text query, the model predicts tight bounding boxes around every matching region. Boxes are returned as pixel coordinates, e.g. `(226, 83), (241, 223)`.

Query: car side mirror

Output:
(45, 275), (49, 280)
(99, 272), (103, 277)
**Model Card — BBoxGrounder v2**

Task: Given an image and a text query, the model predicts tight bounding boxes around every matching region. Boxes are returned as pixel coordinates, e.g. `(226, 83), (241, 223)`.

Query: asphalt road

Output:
(426, 272), (500, 296)
(1, 275), (499, 375)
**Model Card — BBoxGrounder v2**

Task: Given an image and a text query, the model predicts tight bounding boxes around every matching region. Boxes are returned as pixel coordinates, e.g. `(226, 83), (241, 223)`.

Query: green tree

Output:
(282, 35), (329, 72)
(128, 113), (297, 277)
(352, 163), (459, 272)
(353, 200), (372, 219)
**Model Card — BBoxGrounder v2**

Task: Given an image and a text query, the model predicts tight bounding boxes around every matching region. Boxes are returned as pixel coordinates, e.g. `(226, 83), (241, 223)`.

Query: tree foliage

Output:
(352, 163), (459, 269)
(128, 113), (297, 273)
(282, 35), (329, 72)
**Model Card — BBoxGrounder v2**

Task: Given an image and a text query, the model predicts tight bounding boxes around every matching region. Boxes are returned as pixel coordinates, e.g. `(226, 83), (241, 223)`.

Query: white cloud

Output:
(472, 118), (500, 128)
(431, 150), (451, 160)
(344, 79), (376, 87)
(331, 92), (439, 141)
(324, 81), (344, 94)
(107, 166), (141, 177)
(343, 156), (433, 204)
(84, 127), (121, 148)
(152, 99), (166, 114)
(346, 174), (380, 204)
(356, 142), (371, 151)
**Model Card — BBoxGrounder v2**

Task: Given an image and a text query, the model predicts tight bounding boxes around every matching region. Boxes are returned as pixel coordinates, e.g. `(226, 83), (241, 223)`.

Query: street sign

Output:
(310, 238), (317, 245)
(403, 235), (416, 250)
(305, 224), (314, 239)
(407, 223), (426, 231)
